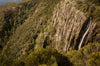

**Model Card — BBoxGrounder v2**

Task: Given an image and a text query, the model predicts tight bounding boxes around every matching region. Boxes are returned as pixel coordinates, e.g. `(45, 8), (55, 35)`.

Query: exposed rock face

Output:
(51, 0), (96, 52)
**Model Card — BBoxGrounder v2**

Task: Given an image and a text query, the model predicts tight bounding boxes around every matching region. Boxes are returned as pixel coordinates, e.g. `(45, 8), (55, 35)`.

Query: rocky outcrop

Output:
(51, 0), (96, 52)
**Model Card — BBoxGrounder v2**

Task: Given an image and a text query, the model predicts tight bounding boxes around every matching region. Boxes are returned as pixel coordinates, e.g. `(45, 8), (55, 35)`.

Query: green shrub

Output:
(88, 52), (100, 66)
(66, 43), (100, 66)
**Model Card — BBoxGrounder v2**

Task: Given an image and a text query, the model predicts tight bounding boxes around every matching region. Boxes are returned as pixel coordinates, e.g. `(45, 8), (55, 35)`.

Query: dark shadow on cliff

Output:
(75, 16), (91, 50)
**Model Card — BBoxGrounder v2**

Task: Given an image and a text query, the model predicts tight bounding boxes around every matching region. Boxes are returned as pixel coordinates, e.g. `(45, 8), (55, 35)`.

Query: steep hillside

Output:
(0, 0), (100, 66)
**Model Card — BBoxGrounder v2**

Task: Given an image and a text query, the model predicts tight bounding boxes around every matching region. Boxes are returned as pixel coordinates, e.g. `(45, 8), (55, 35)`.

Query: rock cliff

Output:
(51, 0), (97, 52)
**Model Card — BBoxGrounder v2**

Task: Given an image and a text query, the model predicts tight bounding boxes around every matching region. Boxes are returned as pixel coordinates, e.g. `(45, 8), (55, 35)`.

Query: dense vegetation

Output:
(66, 43), (100, 66)
(0, 47), (72, 66)
(0, 0), (100, 66)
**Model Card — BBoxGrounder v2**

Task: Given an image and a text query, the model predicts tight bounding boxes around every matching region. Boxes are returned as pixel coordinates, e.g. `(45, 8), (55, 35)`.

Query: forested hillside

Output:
(0, 0), (100, 66)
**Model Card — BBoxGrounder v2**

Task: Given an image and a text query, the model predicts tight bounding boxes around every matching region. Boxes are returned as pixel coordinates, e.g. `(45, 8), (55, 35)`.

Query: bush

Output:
(88, 52), (100, 66)
(66, 43), (100, 66)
